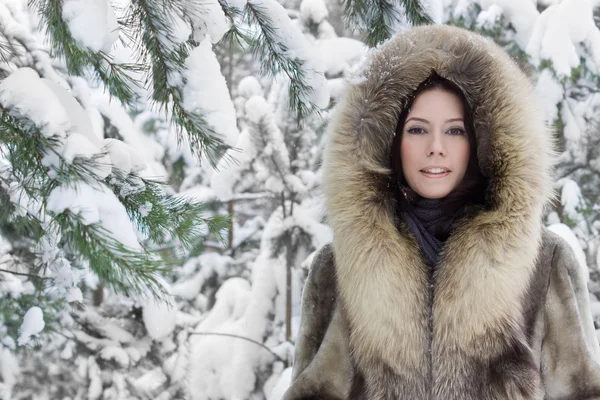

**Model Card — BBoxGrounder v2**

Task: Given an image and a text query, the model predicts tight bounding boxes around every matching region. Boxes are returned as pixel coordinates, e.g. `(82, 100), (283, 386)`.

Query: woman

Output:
(283, 25), (600, 400)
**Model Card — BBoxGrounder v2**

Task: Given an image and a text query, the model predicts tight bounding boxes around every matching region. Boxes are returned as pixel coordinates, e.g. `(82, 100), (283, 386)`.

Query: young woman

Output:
(283, 25), (600, 400)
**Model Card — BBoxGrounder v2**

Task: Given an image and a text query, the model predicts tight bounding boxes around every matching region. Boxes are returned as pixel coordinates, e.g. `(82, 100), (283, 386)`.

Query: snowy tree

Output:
(180, 2), (369, 397)
(0, 0), (376, 394)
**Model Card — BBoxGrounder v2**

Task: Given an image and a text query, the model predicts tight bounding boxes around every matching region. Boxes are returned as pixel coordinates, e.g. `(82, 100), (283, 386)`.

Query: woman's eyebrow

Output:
(405, 117), (429, 124)
(446, 118), (464, 123)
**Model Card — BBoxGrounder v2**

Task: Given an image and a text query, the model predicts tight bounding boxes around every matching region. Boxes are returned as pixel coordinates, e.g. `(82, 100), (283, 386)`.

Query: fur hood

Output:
(322, 24), (556, 397)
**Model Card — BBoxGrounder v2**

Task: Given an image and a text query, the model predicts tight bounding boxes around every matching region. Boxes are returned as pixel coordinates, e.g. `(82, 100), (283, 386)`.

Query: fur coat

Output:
(282, 25), (600, 400)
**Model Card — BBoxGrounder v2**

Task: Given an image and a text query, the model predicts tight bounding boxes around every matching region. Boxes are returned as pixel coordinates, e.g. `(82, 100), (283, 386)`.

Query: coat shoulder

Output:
(304, 244), (338, 305)
(290, 244), (339, 381)
(540, 227), (580, 273)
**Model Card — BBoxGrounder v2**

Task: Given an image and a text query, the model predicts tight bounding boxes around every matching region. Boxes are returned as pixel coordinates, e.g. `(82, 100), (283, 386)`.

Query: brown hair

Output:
(390, 72), (488, 215)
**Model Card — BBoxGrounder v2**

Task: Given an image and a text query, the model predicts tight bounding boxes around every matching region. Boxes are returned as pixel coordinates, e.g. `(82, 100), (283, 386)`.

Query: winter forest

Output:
(1, 0), (600, 397)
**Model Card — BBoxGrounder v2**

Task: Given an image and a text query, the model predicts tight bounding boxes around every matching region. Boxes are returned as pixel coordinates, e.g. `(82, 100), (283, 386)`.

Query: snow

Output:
(560, 99), (589, 165)
(183, 38), (240, 148)
(18, 307), (45, 346)
(102, 138), (145, 175)
(186, 209), (297, 399)
(187, 278), (253, 399)
(561, 179), (584, 221)
(43, 77), (102, 148)
(266, 366), (292, 400)
(76, 310), (135, 343)
(62, 0), (119, 52)
(0, 273), (35, 297)
(535, 69), (564, 122)
(0, 347), (19, 399)
(246, 0), (329, 109)
(172, 253), (230, 300)
(191, 0), (230, 44)
(143, 295), (177, 340)
(0, 68), (70, 138)
(153, 6), (191, 53)
(47, 181), (142, 251)
(316, 38), (367, 77)
(422, 0), (444, 24)
(299, 0), (328, 25)
(62, 133), (101, 163)
(245, 95), (291, 170)
(476, 4), (503, 29)
(526, 0), (600, 77)
(47, 256), (84, 303)
(88, 357), (103, 400)
(237, 76), (265, 99)
(99, 345), (129, 368)
(91, 90), (167, 179)
(131, 367), (168, 396)
(0, 67), (147, 181)
(466, 0), (538, 48)
(210, 128), (256, 200)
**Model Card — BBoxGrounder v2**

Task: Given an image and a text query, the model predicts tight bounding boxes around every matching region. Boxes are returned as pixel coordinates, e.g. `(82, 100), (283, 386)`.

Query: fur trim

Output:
(323, 25), (555, 396)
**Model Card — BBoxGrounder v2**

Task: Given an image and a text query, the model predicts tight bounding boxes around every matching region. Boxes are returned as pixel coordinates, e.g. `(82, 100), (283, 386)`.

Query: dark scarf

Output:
(400, 197), (456, 267)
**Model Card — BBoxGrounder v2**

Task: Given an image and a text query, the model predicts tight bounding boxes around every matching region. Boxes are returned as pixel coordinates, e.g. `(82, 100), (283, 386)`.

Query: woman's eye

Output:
(407, 127), (426, 134)
(447, 128), (465, 136)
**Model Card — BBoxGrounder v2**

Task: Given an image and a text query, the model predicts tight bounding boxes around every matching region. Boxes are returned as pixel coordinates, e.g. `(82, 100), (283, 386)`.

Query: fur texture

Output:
(283, 25), (600, 400)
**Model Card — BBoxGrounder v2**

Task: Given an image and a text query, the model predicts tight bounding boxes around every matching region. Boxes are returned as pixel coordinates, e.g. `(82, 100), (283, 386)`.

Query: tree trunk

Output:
(228, 200), (234, 249)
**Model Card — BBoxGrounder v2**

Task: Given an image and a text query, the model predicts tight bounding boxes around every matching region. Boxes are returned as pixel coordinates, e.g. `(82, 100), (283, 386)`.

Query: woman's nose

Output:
(427, 134), (446, 156)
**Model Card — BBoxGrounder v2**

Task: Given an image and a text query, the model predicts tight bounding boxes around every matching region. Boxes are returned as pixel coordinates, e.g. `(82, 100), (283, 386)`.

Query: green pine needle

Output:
(245, 2), (321, 122)
(31, 0), (142, 107)
(127, 0), (231, 167)
(342, 0), (433, 47)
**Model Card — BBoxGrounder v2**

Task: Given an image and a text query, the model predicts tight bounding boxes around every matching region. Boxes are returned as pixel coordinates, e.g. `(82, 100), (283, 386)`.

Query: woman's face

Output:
(400, 88), (470, 199)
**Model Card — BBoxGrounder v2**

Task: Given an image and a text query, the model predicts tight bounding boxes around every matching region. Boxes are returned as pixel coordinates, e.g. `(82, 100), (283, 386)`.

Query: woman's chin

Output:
(414, 187), (453, 200)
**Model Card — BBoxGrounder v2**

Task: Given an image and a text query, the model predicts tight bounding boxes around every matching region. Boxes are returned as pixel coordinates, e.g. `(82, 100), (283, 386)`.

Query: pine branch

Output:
(0, 267), (50, 280)
(0, 292), (64, 346)
(31, 0), (143, 107)
(189, 332), (285, 362)
(0, 34), (14, 65)
(127, 0), (230, 167)
(217, 1), (253, 50)
(110, 173), (230, 249)
(53, 213), (169, 299)
(401, 0), (434, 25)
(252, 118), (293, 195)
(342, 0), (433, 47)
(0, 106), (170, 299)
(0, 108), (109, 196)
(244, 2), (319, 121)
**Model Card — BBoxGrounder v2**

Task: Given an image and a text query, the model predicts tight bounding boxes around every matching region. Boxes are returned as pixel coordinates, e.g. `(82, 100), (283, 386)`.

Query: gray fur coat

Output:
(282, 25), (600, 400)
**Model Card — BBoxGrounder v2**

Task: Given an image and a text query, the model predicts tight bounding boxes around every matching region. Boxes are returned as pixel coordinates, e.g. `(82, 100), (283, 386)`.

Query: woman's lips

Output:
(420, 171), (450, 179)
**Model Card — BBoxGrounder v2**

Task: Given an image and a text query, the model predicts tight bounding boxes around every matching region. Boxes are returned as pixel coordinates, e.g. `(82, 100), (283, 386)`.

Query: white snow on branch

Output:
(266, 366), (292, 400)
(210, 128), (256, 200)
(189, 0), (230, 44)
(0, 68), (70, 139)
(526, 0), (600, 77)
(62, 0), (120, 53)
(316, 38), (367, 77)
(535, 69), (564, 122)
(187, 278), (253, 400)
(17, 307), (45, 346)
(183, 38), (240, 148)
(245, 95), (290, 178)
(247, 0), (329, 109)
(47, 181), (142, 251)
(299, 0), (328, 25)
